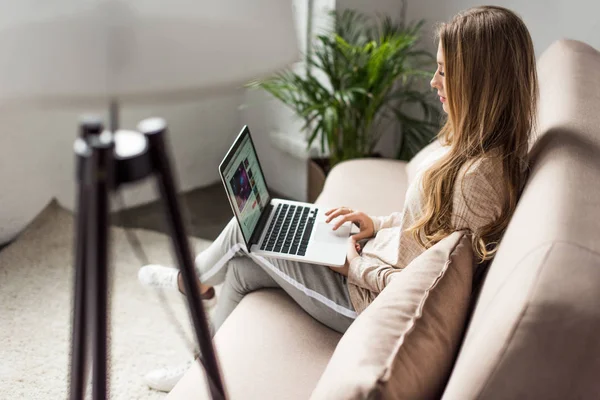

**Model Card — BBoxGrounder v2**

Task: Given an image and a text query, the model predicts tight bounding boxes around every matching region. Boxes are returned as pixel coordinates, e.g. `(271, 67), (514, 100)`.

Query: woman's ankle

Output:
(201, 286), (215, 300)
(177, 272), (185, 295)
(177, 272), (214, 299)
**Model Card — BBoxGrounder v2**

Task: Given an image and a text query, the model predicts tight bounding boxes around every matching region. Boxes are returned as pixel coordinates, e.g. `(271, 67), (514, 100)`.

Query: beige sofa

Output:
(168, 39), (600, 399)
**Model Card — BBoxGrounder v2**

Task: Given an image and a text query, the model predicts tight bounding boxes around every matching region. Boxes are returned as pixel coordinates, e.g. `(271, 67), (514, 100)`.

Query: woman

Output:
(139, 5), (538, 392)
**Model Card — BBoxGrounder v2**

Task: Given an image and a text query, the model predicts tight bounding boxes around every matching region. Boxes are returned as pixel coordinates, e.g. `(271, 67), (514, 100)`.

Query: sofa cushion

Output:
(167, 289), (342, 400)
(441, 39), (600, 400)
(315, 158), (408, 216)
(310, 231), (474, 400)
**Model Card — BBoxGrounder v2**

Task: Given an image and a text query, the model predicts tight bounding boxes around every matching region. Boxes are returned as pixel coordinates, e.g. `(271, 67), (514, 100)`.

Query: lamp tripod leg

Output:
(142, 121), (227, 400)
(69, 116), (226, 400)
(87, 135), (115, 400)
(69, 152), (90, 400)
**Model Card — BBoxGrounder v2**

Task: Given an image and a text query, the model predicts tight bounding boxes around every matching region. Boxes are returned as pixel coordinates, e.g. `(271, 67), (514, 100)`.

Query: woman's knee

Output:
(224, 261), (248, 295)
(225, 217), (244, 238)
(224, 258), (276, 295)
(193, 217), (246, 280)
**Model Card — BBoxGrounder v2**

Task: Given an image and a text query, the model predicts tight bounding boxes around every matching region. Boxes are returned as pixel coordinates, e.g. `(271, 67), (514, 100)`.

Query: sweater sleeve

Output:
(347, 257), (398, 293)
(369, 211), (404, 234)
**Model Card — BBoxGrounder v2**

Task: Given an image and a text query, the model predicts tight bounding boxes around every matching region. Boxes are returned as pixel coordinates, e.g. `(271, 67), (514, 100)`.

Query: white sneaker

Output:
(138, 265), (180, 290)
(144, 360), (193, 392)
(138, 264), (217, 310)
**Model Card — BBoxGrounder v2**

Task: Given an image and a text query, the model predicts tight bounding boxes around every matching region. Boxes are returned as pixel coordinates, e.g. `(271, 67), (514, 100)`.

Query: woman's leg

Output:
(214, 253), (357, 335)
(211, 256), (279, 334)
(142, 218), (356, 391)
(192, 217), (249, 287)
(141, 216), (248, 295)
(141, 217), (255, 392)
(143, 214), (357, 332)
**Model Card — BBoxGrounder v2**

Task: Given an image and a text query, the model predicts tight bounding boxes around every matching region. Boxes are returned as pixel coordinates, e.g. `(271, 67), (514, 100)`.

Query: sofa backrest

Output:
(442, 39), (600, 400)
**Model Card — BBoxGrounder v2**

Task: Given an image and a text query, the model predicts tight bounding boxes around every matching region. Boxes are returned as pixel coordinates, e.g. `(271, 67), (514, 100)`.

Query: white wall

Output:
(240, 0), (334, 202)
(406, 0), (600, 57)
(338, 0), (404, 18)
(0, 95), (241, 244)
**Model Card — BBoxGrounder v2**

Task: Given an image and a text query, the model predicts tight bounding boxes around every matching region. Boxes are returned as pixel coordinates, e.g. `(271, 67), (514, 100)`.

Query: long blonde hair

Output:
(408, 6), (538, 262)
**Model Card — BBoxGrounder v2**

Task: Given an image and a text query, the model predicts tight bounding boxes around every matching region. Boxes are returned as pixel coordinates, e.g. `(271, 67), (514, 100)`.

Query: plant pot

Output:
(307, 157), (329, 203)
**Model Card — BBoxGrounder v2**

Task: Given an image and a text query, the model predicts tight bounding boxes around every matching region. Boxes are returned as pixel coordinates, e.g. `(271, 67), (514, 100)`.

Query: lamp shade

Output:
(0, 0), (299, 103)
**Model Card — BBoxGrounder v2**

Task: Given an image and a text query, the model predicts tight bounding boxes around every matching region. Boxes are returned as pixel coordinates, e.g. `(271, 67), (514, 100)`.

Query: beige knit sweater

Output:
(347, 146), (508, 314)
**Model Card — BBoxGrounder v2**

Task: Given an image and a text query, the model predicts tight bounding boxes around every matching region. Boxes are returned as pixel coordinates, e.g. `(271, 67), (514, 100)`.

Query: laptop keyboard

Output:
(260, 204), (318, 256)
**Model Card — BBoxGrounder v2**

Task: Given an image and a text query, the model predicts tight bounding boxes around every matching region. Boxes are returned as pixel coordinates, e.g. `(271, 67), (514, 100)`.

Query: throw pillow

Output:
(310, 231), (474, 400)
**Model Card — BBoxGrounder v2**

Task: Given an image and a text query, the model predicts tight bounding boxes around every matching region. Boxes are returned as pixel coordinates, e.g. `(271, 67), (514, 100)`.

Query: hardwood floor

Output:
(112, 182), (290, 241)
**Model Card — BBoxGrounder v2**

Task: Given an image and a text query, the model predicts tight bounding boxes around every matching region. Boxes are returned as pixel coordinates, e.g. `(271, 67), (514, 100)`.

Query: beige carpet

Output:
(0, 200), (214, 399)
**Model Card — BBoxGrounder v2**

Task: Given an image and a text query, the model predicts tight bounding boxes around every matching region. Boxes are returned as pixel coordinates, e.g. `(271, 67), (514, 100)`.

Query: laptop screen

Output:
(219, 126), (271, 244)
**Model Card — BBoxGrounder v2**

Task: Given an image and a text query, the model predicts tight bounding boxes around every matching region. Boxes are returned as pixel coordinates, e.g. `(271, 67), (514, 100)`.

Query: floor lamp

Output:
(0, 2), (299, 399)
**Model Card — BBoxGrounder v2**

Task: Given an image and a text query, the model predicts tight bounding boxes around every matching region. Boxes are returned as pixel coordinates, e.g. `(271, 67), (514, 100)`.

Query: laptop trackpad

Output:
(314, 222), (350, 243)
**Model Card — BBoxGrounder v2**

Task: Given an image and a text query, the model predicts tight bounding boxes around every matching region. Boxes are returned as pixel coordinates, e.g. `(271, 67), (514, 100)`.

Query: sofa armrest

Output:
(315, 158), (409, 216)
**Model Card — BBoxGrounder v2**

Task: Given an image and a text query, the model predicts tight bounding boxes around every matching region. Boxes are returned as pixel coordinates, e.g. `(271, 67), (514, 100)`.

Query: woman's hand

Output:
(325, 206), (375, 241)
(347, 236), (360, 264)
(328, 236), (360, 277)
(325, 207), (373, 277)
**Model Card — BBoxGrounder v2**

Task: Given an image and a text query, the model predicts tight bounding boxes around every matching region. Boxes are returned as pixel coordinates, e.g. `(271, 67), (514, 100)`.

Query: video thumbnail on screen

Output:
(229, 159), (252, 211)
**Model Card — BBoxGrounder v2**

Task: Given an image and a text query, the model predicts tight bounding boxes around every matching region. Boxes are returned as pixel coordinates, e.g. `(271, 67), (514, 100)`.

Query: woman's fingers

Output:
(332, 212), (363, 230)
(325, 209), (343, 223)
(325, 207), (352, 223)
(331, 213), (351, 230)
(325, 207), (347, 216)
(331, 214), (350, 230)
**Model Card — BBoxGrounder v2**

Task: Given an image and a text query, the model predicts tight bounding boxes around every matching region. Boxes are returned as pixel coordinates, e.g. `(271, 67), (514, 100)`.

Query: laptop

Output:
(218, 126), (351, 267)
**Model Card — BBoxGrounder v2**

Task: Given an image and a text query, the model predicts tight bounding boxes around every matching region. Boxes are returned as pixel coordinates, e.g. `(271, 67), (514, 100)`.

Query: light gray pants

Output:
(196, 217), (357, 336)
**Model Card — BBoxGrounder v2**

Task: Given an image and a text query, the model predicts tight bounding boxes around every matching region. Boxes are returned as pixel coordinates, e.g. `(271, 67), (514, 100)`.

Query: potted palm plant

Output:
(249, 9), (441, 200)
